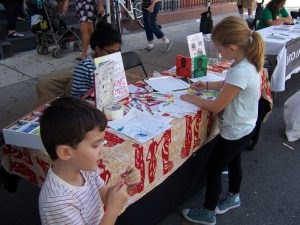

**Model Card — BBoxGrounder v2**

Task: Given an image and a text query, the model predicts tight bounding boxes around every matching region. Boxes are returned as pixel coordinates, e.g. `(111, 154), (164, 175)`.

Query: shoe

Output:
(162, 40), (173, 53)
(140, 46), (154, 52)
(16, 17), (26, 21)
(215, 193), (241, 214)
(7, 31), (24, 38)
(182, 207), (216, 225)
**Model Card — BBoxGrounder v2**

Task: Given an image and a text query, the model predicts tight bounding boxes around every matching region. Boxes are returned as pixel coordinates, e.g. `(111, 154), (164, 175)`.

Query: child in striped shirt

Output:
(39, 97), (140, 225)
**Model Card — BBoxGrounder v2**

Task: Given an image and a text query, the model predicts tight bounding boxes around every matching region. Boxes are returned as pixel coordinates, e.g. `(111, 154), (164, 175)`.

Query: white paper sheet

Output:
(108, 108), (172, 143)
(157, 90), (199, 118)
(144, 76), (189, 92)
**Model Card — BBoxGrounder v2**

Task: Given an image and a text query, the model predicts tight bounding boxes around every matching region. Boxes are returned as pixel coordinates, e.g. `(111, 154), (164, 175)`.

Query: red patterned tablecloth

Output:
(1, 109), (218, 209)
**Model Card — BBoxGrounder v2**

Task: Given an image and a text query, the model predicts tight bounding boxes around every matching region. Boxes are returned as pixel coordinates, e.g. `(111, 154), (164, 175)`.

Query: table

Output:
(1, 102), (219, 224)
(0, 71), (273, 224)
(257, 24), (300, 92)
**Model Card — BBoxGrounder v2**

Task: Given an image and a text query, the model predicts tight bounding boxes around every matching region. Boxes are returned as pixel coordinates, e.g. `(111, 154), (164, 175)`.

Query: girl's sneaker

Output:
(215, 193), (241, 214)
(182, 207), (216, 225)
(163, 40), (173, 53)
(140, 46), (154, 52)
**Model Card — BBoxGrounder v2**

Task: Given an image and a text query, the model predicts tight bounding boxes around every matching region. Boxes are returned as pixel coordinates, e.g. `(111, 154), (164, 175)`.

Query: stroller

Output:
(28, 0), (82, 58)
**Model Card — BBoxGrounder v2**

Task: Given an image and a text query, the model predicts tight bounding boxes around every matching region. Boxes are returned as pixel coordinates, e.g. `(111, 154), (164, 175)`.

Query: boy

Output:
(36, 22), (121, 104)
(39, 97), (140, 225)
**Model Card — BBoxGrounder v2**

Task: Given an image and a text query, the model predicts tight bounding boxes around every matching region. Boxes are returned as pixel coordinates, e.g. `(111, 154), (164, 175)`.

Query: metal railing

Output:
(162, 0), (236, 12)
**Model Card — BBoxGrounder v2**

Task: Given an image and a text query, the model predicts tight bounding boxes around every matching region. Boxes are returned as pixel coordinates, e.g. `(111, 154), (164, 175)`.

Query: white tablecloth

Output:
(258, 24), (300, 92)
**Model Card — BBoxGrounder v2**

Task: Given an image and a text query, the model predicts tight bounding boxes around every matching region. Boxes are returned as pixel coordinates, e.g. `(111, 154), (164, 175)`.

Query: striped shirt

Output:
(39, 167), (105, 225)
(71, 54), (96, 98)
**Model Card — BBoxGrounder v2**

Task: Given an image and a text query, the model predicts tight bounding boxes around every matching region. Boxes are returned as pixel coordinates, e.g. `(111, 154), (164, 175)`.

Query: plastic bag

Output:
(283, 90), (300, 142)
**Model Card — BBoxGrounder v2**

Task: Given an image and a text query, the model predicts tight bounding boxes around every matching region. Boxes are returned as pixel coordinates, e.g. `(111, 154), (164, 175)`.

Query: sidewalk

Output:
(1, 10), (300, 225)
(0, 12), (237, 129)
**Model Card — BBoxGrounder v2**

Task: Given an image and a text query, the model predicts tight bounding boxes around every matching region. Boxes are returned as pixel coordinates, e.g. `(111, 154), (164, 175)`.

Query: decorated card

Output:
(94, 52), (129, 110)
(94, 61), (115, 110)
(187, 32), (206, 57)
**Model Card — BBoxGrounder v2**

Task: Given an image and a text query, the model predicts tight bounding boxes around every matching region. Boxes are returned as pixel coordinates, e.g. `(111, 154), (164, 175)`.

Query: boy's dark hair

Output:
(40, 97), (107, 160)
(90, 22), (122, 51)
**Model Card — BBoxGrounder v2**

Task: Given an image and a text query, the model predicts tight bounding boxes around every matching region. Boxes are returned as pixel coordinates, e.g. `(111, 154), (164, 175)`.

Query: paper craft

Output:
(158, 90), (199, 117)
(144, 76), (189, 92)
(94, 52), (129, 110)
(197, 90), (219, 100)
(108, 108), (172, 143)
(94, 61), (115, 110)
(187, 32), (206, 57)
(94, 51), (122, 69)
(176, 54), (208, 78)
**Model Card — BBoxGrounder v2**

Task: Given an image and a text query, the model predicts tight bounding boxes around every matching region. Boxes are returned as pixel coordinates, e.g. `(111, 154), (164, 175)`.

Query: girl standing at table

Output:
(181, 16), (265, 225)
(257, 0), (294, 30)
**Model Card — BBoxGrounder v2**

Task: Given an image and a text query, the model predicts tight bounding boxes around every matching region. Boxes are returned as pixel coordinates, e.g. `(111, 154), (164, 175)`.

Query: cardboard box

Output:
(176, 54), (208, 78)
(2, 104), (49, 150)
(2, 121), (45, 150)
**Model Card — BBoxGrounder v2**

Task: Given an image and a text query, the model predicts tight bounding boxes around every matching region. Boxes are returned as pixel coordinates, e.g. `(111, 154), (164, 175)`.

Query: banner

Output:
(286, 37), (300, 76)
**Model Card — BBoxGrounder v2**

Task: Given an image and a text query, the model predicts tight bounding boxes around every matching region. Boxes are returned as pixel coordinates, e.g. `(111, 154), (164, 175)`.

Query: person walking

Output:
(140, 0), (173, 52)
(237, 0), (255, 20)
(75, 0), (105, 60)
(180, 16), (265, 225)
(0, 0), (25, 38)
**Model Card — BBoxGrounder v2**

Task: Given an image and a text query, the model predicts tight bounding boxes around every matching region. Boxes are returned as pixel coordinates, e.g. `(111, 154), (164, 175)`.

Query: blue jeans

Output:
(142, 2), (164, 42)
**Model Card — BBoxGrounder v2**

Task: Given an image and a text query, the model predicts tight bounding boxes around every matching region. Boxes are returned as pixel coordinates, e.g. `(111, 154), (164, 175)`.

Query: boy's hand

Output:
(105, 184), (128, 216)
(121, 166), (141, 193)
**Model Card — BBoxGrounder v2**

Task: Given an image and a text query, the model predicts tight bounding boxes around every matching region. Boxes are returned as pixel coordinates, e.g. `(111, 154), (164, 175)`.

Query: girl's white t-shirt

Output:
(218, 58), (261, 140)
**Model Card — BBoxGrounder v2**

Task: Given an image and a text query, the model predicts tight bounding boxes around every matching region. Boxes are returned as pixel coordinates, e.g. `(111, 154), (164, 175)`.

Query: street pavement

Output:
(1, 10), (300, 225)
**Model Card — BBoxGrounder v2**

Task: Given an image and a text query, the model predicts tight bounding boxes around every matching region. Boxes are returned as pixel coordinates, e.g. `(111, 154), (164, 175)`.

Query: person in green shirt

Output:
(257, 0), (294, 30)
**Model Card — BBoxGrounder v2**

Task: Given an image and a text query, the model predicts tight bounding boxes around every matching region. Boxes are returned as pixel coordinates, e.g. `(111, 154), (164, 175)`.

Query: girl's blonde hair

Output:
(211, 16), (265, 72)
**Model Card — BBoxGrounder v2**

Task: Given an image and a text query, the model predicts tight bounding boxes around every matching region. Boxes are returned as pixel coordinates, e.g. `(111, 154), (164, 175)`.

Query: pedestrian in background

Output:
(237, 0), (255, 19)
(256, 0), (293, 30)
(75, 0), (105, 60)
(181, 16), (265, 225)
(140, 0), (173, 52)
(0, 0), (25, 38)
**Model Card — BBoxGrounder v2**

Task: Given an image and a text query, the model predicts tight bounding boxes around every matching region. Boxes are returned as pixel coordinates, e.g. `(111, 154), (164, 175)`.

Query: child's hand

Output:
(190, 81), (206, 91)
(180, 93), (195, 102)
(121, 166), (140, 186)
(105, 184), (128, 216)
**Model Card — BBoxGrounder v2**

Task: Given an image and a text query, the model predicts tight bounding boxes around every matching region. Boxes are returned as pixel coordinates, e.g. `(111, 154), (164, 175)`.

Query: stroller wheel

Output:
(37, 45), (49, 55)
(52, 47), (63, 58)
(73, 41), (83, 52)
(60, 42), (70, 50)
